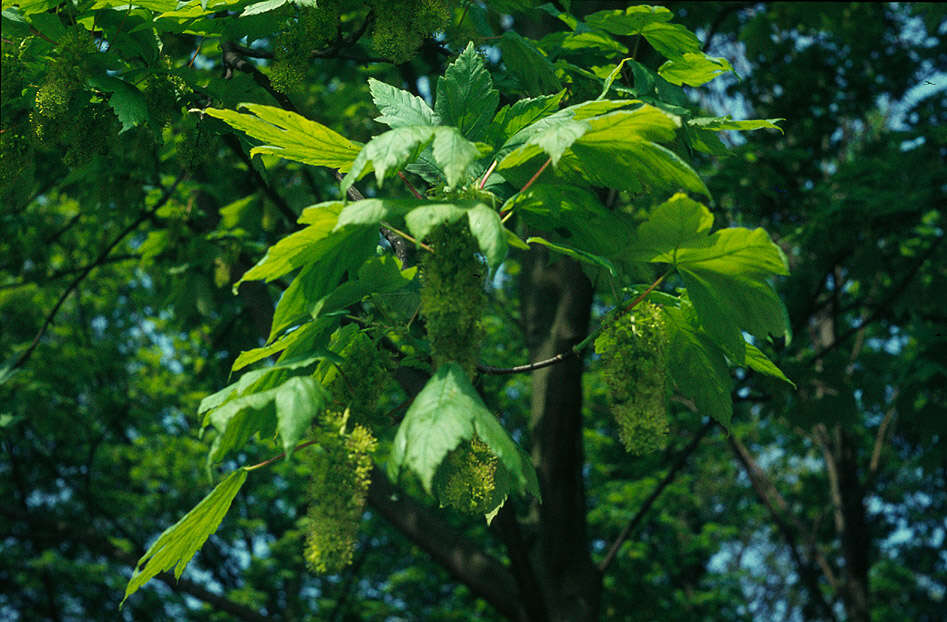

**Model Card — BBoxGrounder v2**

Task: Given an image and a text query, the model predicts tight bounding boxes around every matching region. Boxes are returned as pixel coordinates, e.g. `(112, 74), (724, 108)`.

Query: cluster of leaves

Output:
(0, 1), (796, 608)
(4, 1), (944, 618)
(594, 303), (670, 455)
(117, 21), (795, 601)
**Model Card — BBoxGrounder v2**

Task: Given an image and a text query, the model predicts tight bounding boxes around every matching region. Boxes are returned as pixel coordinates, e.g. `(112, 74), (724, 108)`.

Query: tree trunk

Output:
(520, 248), (601, 620)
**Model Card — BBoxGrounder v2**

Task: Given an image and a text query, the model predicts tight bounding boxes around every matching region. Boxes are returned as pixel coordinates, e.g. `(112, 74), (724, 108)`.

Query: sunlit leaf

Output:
(121, 468), (248, 607)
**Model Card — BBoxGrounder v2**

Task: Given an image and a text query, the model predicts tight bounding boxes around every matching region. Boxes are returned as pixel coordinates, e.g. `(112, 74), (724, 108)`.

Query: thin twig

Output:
(0, 255), (138, 291)
(477, 270), (670, 376)
(869, 393), (898, 474)
(598, 419), (713, 573)
(478, 351), (576, 376)
(10, 175), (185, 373)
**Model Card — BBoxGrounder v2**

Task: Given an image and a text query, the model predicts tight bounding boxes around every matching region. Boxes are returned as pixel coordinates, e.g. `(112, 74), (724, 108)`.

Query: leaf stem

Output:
(380, 221), (434, 254)
(244, 439), (320, 471)
(397, 171), (425, 199)
(517, 157), (552, 195)
(479, 159), (498, 189)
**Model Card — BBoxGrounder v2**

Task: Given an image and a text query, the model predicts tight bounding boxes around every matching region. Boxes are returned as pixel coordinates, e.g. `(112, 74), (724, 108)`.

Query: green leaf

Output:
(391, 363), (539, 499)
(87, 76), (148, 132)
(658, 54), (735, 87)
(498, 31), (561, 96)
(629, 192), (714, 263)
(341, 126), (436, 194)
(689, 115), (785, 134)
(231, 319), (335, 372)
(678, 268), (785, 361)
(664, 306), (733, 428)
(466, 203), (508, 268)
(271, 375), (328, 456)
(499, 103), (707, 196)
(403, 202), (467, 240)
(585, 7), (701, 60)
(743, 342), (796, 388)
(8, 0), (62, 16)
(200, 104), (362, 171)
(526, 236), (616, 276)
(630, 194), (789, 355)
(585, 5), (673, 35)
(432, 127), (484, 190)
(506, 184), (631, 259)
(205, 376), (326, 463)
(240, 0), (287, 16)
(675, 227), (790, 277)
(435, 42), (499, 141)
(334, 198), (424, 231)
(236, 202), (344, 287)
(368, 78), (440, 128)
(268, 227), (376, 341)
(121, 468), (248, 607)
(488, 90), (565, 146)
(311, 254), (418, 318)
(565, 136), (709, 197)
(498, 116), (589, 169)
(639, 22), (702, 60)
(597, 57), (634, 100)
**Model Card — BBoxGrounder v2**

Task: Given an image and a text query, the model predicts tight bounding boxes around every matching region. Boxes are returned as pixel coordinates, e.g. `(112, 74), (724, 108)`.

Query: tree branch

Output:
(729, 432), (840, 620)
(367, 466), (522, 620)
(598, 419), (713, 574)
(478, 270), (669, 376)
(810, 234), (943, 363)
(9, 175), (185, 374)
(222, 134), (298, 226)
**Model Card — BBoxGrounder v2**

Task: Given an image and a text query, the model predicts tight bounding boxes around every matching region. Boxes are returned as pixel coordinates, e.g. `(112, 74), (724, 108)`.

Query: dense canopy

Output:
(1, 2), (944, 621)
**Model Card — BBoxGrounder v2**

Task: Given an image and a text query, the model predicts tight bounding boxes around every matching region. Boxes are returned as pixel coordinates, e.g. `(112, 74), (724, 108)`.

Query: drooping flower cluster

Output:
(594, 303), (671, 455)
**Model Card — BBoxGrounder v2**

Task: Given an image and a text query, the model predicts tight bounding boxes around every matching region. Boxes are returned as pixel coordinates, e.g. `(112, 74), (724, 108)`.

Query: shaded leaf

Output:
(526, 236), (616, 275)
(664, 306), (733, 428)
(498, 31), (561, 96)
(391, 363), (539, 498)
(435, 42), (499, 141)
(744, 342), (796, 388)
(88, 76), (148, 132)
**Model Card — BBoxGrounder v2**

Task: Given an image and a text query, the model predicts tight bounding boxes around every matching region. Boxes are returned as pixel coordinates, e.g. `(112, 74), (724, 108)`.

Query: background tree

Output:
(1, 2), (944, 622)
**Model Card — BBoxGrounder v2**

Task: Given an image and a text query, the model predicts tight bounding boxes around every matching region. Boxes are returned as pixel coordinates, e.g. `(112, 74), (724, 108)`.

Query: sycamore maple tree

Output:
(2, 2), (799, 619)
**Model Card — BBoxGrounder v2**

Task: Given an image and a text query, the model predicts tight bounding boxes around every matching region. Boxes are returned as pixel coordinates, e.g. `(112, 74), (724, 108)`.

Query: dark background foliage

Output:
(1, 2), (944, 620)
